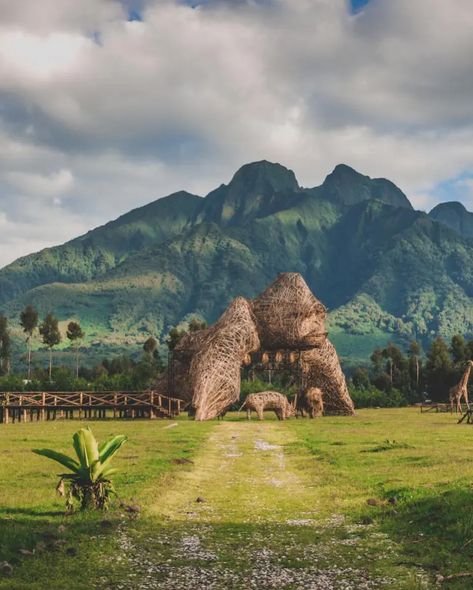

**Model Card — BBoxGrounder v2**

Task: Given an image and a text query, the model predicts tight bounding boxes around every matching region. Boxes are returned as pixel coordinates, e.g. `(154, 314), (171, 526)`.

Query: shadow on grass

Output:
(375, 486), (473, 588)
(0, 507), (64, 517)
(0, 506), (121, 566)
(0, 508), (128, 590)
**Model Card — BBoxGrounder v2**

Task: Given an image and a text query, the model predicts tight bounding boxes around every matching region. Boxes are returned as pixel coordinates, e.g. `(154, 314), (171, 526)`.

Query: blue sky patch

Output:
(350, 0), (371, 13)
(127, 9), (142, 22)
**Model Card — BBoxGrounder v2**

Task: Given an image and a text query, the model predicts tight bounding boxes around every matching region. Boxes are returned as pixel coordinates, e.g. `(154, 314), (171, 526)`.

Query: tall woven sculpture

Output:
(251, 273), (354, 416)
(160, 273), (354, 419)
(153, 328), (209, 403)
(189, 297), (260, 420)
(301, 342), (354, 415)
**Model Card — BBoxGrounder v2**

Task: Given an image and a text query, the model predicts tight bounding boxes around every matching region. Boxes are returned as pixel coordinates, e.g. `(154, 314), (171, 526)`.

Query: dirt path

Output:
(111, 422), (432, 590)
(153, 421), (319, 524)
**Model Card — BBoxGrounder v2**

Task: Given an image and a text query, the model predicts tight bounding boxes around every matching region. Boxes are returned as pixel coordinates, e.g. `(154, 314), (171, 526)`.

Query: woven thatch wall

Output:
(302, 340), (354, 415)
(190, 297), (260, 420)
(252, 272), (327, 349)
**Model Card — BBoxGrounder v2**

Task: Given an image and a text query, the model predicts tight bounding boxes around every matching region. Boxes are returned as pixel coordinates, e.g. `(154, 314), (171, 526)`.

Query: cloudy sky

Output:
(0, 0), (473, 267)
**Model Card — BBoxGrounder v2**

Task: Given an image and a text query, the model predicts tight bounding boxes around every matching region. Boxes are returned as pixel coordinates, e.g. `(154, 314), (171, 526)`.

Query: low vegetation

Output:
(33, 427), (127, 511)
(349, 334), (473, 406)
(1, 409), (473, 589)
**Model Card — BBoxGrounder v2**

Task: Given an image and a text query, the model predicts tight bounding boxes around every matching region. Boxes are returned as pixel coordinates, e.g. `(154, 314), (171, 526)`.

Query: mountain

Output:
(194, 160), (301, 226)
(1, 161), (473, 366)
(0, 191), (201, 304)
(313, 164), (413, 210)
(429, 201), (473, 239)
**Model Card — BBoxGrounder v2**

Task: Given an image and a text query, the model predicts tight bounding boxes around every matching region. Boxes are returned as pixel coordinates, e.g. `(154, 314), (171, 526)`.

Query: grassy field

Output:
(1, 409), (473, 589)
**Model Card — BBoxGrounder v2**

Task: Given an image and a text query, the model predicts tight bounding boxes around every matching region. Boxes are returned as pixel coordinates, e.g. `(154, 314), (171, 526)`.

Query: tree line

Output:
(0, 308), (207, 391)
(2, 304), (472, 405)
(0, 305), (84, 380)
(349, 335), (473, 407)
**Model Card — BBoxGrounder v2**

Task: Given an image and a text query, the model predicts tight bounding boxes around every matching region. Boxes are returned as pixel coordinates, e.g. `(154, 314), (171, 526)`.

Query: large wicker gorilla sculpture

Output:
(156, 273), (354, 420)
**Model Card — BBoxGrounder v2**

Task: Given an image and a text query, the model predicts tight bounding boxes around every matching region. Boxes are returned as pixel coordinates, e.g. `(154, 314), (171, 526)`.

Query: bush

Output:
(0, 374), (27, 392)
(350, 386), (408, 408)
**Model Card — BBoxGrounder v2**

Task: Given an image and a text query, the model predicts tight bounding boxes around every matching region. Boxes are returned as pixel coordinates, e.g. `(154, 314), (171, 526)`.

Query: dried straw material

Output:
(289, 351), (299, 365)
(252, 273), (353, 416)
(252, 273), (327, 349)
(297, 387), (324, 418)
(301, 340), (354, 415)
(153, 328), (210, 402)
(190, 297), (260, 420)
(242, 353), (252, 366)
(241, 391), (295, 421)
(158, 272), (354, 419)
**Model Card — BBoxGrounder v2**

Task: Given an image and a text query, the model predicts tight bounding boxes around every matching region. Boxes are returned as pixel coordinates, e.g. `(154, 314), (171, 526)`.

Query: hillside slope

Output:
(1, 161), (473, 364)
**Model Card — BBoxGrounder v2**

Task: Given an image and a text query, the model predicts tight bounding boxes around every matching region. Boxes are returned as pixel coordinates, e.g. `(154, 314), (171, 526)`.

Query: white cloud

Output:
(6, 169), (74, 197)
(0, 207), (88, 268)
(0, 0), (473, 265)
(0, 31), (89, 81)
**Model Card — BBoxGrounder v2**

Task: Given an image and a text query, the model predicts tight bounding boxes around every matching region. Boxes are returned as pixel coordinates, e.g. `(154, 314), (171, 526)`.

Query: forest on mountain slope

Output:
(1, 160), (472, 366)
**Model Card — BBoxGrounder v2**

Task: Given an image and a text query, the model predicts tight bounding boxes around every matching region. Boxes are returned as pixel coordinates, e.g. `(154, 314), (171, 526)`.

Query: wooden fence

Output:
(0, 391), (184, 424)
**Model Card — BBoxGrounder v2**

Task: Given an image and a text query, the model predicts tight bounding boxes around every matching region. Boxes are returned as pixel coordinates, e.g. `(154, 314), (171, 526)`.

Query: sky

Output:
(0, 0), (473, 267)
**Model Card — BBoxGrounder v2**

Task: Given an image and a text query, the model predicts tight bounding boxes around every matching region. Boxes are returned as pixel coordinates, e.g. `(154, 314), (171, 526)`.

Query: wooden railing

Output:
(0, 391), (183, 424)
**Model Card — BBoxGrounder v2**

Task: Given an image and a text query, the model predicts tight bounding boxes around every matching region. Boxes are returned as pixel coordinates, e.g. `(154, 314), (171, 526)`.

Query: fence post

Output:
(150, 390), (155, 419)
(4, 393), (9, 424)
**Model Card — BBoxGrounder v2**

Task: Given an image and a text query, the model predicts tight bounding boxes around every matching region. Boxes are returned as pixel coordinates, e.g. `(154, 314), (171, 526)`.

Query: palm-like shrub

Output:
(33, 427), (127, 511)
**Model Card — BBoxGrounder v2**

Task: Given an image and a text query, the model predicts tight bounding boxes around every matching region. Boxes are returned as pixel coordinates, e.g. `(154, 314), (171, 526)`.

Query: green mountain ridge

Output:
(1, 161), (473, 366)
(429, 201), (473, 239)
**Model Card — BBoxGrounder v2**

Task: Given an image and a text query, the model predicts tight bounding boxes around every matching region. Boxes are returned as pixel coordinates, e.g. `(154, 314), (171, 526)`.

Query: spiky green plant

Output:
(33, 427), (127, 511)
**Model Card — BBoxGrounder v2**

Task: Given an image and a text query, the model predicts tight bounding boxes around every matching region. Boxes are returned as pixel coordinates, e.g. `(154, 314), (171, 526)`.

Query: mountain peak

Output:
(331, 163), (365, 178)
(229, 160), (299, 194)
(429, 201), (473, 238)
(430, 201), (467, 214)
(195, 161), (301, 226)
(320, 164), (412, 210)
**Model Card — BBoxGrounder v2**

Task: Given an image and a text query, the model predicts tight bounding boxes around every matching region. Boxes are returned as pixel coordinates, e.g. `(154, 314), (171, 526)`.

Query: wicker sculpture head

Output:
(251, 272), (327, 349)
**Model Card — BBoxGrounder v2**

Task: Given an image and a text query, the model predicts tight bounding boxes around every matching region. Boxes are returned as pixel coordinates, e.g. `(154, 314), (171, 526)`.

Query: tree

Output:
(189, 318), (207, 333)
(67, 321), (84, 379)
(39, 313), (61, 380)
(370, 348), (384, 375)
(425, 336), (453, 400)
(351, 367), (370, 390)
(166, 327), (187, 350)
(408, 341), (422, 391)
(467, 339), (473, 361)
(143, 336), (158, 357)
(20, 305), (38, 380)
(450, 335), (468, 364)
(0, 315), (11, 375)
(153, 348), (165, 373)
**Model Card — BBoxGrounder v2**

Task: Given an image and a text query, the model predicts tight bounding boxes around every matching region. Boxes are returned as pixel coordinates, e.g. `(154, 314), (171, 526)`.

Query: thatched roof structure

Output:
(158, 272), (354, 419)
(252, 273), (327, 349)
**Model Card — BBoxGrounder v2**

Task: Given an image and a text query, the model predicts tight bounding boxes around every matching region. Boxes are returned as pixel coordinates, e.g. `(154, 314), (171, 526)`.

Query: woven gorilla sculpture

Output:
(157, 273), (354, 420)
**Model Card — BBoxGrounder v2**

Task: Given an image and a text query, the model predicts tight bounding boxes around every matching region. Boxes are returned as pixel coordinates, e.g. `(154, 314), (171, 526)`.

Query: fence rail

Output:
(0, 391), (184, 424)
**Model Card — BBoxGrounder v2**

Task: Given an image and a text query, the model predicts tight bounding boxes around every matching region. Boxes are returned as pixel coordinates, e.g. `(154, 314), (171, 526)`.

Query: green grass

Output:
(1, 409), (473, 588)
(0, 418), (216, 589)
